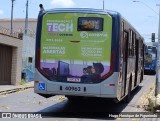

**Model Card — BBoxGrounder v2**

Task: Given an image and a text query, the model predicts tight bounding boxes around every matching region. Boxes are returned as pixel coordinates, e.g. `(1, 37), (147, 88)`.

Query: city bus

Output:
(144, 45), (157, 74)
(34, 8), (144, 102)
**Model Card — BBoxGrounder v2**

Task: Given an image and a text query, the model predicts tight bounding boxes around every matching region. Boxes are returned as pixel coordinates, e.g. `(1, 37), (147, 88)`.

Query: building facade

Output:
(0, 18), (37, 85)
(0, 30), (22, 85)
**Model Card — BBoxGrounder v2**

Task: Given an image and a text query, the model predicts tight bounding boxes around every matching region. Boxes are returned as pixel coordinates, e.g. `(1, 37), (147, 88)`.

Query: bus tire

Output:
(152, 70), (156, 75)
(140, 71), (143, 83)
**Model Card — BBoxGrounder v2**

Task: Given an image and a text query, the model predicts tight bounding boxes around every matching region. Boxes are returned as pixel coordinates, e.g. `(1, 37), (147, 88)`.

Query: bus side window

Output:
(140, 40), (143, 57)
(121, 21), (124, 58)
(133, 33), (136, 56)
(129, 29), (132, 57)
(123, 31), (129, 59)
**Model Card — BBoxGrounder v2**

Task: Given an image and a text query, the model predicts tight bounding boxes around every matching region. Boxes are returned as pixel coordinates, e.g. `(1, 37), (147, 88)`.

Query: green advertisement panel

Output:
(40, 12), (112, 83)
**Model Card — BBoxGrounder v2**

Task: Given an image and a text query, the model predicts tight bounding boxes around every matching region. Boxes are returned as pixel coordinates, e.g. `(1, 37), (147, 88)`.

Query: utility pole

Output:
(25, 0), (28, 34)
(103, 0), (104, 10)
(11, 0), (15, 34)
(155, 4), (160, 96)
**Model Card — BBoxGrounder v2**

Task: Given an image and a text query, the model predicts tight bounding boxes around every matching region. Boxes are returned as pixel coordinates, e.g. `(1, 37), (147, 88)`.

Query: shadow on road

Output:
(37, 86), (143, 120)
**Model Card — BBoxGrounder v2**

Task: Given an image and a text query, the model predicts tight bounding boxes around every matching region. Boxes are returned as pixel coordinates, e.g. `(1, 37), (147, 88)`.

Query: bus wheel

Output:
(66, 96), (83, 103)
(140, 71), (143, 83)
(152, 70), (156, 75)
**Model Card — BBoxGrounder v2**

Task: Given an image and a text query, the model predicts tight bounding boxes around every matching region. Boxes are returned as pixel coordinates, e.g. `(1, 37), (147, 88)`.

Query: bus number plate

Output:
(64, 86), (81, 92)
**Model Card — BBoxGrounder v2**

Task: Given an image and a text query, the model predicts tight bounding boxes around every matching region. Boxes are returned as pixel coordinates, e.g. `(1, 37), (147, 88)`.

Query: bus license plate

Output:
(62, 86), (82, 92)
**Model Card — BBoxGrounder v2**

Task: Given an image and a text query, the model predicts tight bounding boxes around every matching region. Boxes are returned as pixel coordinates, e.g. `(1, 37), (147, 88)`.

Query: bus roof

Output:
(41, 8), (120, 16)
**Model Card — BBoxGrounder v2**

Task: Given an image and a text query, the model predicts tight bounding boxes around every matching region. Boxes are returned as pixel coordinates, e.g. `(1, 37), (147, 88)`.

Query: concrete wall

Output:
(0, 19), (37, 38)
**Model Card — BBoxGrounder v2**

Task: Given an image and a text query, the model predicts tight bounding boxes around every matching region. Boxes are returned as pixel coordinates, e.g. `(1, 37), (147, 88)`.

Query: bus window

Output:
(128, 30), (132, 57)
(123, 31), (128, 59)
(77, 17), (103, 31)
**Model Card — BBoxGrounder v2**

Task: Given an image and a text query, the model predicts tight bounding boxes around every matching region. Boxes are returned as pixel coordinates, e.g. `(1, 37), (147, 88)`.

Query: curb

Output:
(0, 86), (34, 95)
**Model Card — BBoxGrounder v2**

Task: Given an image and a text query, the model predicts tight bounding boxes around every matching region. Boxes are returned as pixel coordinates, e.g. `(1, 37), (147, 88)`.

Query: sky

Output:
(0, 0), (159, 42)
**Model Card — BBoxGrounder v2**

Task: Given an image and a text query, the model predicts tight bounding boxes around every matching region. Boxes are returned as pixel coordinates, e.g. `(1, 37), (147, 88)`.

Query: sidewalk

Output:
(0, 81), (34, 95)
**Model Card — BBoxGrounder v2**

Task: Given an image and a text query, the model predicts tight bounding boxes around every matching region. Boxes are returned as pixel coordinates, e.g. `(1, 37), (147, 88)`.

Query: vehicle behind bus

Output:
(144, 45), (157, 74)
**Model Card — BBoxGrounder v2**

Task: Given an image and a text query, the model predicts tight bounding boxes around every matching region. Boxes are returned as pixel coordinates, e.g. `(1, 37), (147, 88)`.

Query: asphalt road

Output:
(0, 75), (156, 121)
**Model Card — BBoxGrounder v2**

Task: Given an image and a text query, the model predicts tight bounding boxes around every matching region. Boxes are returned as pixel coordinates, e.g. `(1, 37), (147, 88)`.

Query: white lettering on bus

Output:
(42, 46), (65, 54)
(47, 23), (73, 32)
(80, 31), (107, 38)
(43, 49), (65, 54)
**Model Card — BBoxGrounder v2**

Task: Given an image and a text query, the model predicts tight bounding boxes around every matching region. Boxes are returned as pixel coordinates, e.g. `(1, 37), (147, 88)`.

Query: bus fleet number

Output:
(65, 86), (81, 91)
